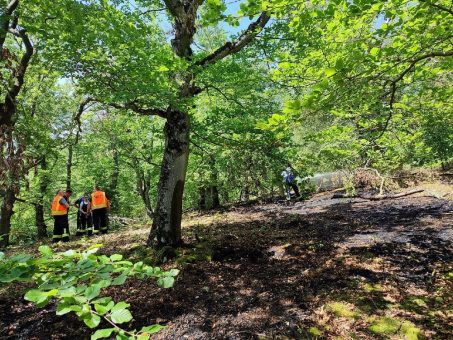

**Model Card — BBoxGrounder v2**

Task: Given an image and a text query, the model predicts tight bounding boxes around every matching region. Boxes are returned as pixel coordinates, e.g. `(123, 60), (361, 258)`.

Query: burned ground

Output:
(1, 193), (452, 339)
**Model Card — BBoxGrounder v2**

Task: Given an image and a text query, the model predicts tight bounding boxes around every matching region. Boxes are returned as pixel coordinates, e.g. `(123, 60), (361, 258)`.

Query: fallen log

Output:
(332, 189), (424, 201)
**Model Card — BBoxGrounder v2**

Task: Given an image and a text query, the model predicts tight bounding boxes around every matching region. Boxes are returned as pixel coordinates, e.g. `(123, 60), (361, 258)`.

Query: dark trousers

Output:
(53, 215), (69, 242)
(76, 212), (92, 235)
(284, 182), (300, 198)
(92, 208), (108, 234)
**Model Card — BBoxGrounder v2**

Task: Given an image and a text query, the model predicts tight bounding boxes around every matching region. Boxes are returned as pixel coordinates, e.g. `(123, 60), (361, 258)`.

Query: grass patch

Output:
(175, 241), (213, 266)
(309, 326), (322, 336)
(368, 316), (399, 334)
(326, 302), (360, 319)
(362, 283), (383, 293)
(368, 317), (423, 339)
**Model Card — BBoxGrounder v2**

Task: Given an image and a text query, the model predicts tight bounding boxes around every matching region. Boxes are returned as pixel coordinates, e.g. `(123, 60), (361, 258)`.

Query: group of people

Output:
(51, 186), (110, 242)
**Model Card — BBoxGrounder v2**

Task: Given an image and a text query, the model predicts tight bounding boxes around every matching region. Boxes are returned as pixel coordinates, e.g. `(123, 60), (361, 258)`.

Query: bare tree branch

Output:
(0, 0), (19, 50)
(194, 12), (270, 68)
(419, 0), (453, 16)
(73, 97), (93, 133)
(391, 50), (453, 86)
(375, 50), (453, 139)
(0, 26), (33, 125)
(106, 101), (168, 119)
(204, 84), (246, 108)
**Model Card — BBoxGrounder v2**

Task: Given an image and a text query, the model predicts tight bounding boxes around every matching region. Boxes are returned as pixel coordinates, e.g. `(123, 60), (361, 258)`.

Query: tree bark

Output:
(0, 185), (15, 247)
(66, 143), (73, 190)
(145, 2), (269, 248)
(147, 109), (189, 247)
(0, 4), (32, 247)
(135, 164), (154, 219)
(198, 186), (206, 209)
(35, 156), (47, 238)
(211, 185), (220, 208)
(109, 146), (119, 208)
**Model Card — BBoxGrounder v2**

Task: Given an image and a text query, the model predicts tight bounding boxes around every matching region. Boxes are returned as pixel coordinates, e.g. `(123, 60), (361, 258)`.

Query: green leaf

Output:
(0, 251), (4, 260)
(83, 313), (101, 328)
(58, 287), (76, 298)
(112, 274), (127, 285)
(94, 301), (114, 315)
(110, 254), (123, 261)
(85, 285), (101, 300)
(325, 68), (337, 77)
(92, 297), (112, 304)
(38, 245), (53, 256)
(62, 249), (77, 257)
(91, 328), (115, 340)
(56, 302), (82, 315)
(111, 301), (130, 312)
(370, 47), (379, 56)
(157, 276), (175, 288)
(110, 308), (133, 324)
(95, 279), (112, 288)
(24, 289), (48, 304)
(166, 269), (180, 277)
(140, 324), (165, 334)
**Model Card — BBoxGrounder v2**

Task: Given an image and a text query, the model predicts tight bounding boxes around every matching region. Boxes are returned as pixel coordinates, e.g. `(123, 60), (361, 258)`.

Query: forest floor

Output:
(1, 182), (452, 339)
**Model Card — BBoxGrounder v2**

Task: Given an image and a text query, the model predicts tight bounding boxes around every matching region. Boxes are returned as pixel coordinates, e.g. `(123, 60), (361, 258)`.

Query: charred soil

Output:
(1, 192), (452, 339)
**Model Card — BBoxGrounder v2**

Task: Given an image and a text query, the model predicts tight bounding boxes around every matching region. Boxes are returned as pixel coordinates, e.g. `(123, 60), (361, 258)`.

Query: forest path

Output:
(1, 189), (452, 339)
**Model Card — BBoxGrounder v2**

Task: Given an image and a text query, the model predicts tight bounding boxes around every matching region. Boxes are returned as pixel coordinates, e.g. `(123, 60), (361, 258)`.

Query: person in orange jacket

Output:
(51, 189), (72, 242)
(88, 186), (110, 235)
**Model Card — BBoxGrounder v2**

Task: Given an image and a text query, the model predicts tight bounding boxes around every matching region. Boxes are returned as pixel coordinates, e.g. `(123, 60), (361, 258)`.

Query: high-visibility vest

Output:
(91, 191), (108, 210)
(51, 195), (67, 216)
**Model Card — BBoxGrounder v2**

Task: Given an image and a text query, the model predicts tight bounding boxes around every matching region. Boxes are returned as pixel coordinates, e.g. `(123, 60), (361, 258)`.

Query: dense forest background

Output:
(0, 0), (451, 245)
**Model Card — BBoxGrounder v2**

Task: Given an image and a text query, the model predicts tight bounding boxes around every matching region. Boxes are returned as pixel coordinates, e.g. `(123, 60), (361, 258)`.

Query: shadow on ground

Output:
(1, 196), (452, 339)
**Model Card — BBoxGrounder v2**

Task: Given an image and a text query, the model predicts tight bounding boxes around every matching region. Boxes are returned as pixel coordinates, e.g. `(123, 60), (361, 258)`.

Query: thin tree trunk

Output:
(142, 179), (154, 219)
(147, 109), (189, 247)
(66, 143), (73, 190)
(110, 146), (119, 203)
(35, 156), (47, 238)
(136, 166), (154, 219)
(198, 186), (206, 210)
(211, 185), (220, 208)
(209, 157), (220, 209)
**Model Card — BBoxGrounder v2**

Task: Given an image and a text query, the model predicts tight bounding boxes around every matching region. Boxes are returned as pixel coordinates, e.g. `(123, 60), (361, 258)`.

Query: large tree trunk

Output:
(35, 156), (47, 238)
(145, 3), (268, 249)
(147, 109), (189, 247)
(0, 185), (15, 247)
(0, 126), (20, 248)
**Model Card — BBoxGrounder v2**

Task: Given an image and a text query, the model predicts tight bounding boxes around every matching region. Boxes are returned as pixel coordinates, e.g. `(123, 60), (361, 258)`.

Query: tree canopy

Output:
(0, 0), (451, 248)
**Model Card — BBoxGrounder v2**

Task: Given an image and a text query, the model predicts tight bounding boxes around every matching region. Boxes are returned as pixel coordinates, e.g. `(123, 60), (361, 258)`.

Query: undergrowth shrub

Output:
(0, 244), (178, 339)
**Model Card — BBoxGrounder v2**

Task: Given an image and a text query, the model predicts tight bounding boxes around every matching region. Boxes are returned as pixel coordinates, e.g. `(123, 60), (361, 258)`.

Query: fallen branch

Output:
(333, 189), (424, 201)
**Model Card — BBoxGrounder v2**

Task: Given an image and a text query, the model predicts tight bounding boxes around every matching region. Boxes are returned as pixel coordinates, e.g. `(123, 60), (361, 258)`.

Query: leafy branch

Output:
(0, 244), (178, 339)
